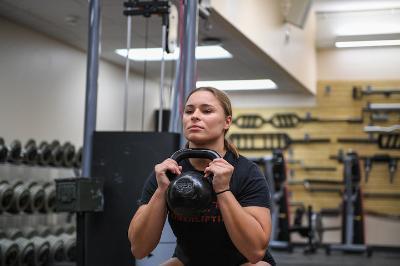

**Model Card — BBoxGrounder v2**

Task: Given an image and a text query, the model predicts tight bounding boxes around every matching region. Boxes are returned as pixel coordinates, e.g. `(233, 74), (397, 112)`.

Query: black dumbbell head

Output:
(25, 139), (37, 149)
(0, 137), (8, 162)
(73, 147), (82, 168)
(62, 142), (76, 167)
(0, 181), (13, 212)
(8, 139), (22, 163)
(37, 142), (52, 166)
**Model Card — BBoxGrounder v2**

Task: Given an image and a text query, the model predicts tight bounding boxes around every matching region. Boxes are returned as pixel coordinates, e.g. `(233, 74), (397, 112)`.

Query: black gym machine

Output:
(326, 151), (373, 256)
(249, 149), (374, 256)
(250, 150), (323, 254)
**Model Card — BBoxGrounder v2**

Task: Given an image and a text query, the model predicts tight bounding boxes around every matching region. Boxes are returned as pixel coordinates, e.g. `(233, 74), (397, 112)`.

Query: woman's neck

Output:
(188, 141), (226, 157)
(188, 141), (226, 171)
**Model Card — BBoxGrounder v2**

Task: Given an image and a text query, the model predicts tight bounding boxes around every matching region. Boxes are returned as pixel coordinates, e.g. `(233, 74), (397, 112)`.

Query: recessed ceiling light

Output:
(196, 79), (278, 91)
(115, 45), (232, 61)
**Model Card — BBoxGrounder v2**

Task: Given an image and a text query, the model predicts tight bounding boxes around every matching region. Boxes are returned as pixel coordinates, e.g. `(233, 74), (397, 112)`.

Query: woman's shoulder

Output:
(226, 152), (263, 179)
(236, 154), (260, 171)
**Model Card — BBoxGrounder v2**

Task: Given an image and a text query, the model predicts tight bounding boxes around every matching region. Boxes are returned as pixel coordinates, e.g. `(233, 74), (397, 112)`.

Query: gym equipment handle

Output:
(170, 148), (221, 163)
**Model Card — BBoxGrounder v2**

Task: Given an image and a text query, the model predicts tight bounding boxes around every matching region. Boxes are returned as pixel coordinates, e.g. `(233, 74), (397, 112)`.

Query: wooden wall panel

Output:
(231, 81), (400, 216)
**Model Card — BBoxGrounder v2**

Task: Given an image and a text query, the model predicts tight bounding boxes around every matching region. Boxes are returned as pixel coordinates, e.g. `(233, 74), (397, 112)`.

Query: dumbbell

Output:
(8, 181), (30, 213)
(23, 181), (45, 214)
(7, 140), (22, 164)
(50, 224), (76, 237)
(73, 147), (82, 168)
(43, 235), (65, 263)
(21, 139), (38, 165)
(49, 140), (64, 167)
(37, 141), (52, 166)
(39, 182), (56, 213)
(0, 237), (19, 266)
(61, 142), (76, 168)
(38, 224), (76, 261)
(0, 181), (13, 213)
(0, 137), (8, 163)
(58, 233), (76, 262)
(25, 226), (65, 264)
(0, 230), (19, 264)
(5, 228), (35, 266)
(21, 228), (51, 266)
(49, 226), (64, 237)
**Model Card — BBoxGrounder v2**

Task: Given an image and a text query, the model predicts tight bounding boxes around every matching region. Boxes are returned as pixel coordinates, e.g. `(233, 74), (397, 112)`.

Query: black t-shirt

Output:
(138, 150), (276, 266)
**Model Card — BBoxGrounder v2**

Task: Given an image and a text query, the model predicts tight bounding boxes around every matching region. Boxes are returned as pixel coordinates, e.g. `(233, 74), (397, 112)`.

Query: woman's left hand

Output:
(204, 158), (234, 193)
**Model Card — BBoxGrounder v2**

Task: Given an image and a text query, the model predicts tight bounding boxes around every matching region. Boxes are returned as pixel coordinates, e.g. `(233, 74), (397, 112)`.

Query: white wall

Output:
(0, 17), (161, 147)
(317, 47), (400, 80)
(211, 0), (317, 94)
(228, 91), (316, 108)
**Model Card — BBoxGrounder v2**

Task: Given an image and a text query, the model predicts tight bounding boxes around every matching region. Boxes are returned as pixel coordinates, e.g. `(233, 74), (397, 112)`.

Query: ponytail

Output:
(224, 138), (239, 158)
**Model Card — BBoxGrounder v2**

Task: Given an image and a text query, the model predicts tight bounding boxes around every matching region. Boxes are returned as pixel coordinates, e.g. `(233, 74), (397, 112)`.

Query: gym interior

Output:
(0, 0), (400, 265)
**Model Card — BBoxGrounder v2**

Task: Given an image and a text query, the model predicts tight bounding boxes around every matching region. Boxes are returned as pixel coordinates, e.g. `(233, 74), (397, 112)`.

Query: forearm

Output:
(128, 188), (168, 258)
(218, 192), (269, 263)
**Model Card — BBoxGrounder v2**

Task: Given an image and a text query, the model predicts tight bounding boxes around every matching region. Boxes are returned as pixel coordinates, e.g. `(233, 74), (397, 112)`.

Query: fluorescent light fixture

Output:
(336, 39), (400, 48)
(115, 45), (232, 61)
(196, 79), (278, 91)
(335, 33), (400, 48)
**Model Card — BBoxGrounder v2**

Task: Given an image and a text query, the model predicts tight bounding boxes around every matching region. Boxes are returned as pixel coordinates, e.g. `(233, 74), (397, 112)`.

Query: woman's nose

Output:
(191, 109), (200, 120)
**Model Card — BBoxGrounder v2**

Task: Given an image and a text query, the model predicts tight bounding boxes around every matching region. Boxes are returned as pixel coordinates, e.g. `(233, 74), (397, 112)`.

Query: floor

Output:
(271, 247), (400, 266)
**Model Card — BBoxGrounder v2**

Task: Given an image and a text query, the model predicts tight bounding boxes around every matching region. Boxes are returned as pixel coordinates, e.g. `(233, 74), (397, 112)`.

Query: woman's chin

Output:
(186, 136), (208, 145)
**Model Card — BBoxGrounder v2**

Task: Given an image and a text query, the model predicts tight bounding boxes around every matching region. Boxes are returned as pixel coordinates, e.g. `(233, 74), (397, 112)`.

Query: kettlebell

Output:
(166, 148), (220, 216)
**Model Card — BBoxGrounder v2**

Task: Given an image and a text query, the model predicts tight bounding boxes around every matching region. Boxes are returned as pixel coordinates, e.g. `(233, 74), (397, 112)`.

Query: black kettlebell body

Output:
(166, 148), (220, 216)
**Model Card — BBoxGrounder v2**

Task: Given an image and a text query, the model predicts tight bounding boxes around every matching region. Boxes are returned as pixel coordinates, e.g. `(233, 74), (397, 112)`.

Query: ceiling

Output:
(0, 0), (399, 93)
(313, 0), (400, 48)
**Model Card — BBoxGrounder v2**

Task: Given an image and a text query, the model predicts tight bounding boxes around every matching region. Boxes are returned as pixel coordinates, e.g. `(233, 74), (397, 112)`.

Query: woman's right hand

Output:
(154, 158), (182, 191)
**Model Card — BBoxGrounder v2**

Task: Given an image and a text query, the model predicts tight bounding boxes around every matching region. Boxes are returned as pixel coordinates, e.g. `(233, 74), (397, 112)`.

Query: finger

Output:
(211, 158), (230, 166)
(168, 164), (181, 175)
(204, 167), (213, 177)
(209, 162), (230, 170)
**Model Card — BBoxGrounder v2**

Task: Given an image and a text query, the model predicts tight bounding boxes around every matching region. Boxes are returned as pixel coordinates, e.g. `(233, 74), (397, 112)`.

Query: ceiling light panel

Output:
(196, 79), (278, 91)
(335, 33), (400, 48)
(115, 45), (232, 61)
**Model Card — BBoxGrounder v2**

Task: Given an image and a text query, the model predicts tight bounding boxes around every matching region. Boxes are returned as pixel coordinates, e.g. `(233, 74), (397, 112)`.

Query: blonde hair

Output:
(184, 87), (239, 158)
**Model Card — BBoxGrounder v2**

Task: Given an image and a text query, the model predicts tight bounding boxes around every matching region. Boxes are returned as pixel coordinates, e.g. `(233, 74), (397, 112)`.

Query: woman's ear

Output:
(224, 115), (232, 130)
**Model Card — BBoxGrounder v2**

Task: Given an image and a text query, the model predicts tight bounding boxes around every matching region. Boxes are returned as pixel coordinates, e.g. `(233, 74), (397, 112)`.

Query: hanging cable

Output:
(141, 18), (149, 131)
(158, 15), (168, 132)
(123, 0), (170, 131)
(123, 13), (132, 131)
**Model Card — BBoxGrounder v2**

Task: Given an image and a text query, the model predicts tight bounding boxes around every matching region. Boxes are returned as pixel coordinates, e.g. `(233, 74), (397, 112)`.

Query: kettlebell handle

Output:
(170, 148), (221, 163)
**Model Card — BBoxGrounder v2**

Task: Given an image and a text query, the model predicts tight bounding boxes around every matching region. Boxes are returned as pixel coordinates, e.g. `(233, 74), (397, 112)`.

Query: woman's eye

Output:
(184, 109), (193, 114)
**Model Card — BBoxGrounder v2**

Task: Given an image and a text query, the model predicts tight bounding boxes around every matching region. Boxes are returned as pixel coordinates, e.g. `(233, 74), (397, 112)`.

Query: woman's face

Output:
(183, 90), (231, 145)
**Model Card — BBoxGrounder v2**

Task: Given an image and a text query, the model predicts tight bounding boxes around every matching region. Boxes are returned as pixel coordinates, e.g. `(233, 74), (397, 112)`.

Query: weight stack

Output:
(85, 132), (180, 266)
(154, 109), (171, 132)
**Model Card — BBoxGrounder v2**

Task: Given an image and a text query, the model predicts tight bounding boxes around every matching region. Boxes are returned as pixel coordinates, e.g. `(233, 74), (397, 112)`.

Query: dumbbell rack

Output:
(0, 138), (79, 266)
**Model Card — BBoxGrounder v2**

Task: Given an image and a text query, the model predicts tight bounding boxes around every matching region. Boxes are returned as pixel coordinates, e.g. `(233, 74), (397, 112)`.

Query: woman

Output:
(128, 87), (275, 266)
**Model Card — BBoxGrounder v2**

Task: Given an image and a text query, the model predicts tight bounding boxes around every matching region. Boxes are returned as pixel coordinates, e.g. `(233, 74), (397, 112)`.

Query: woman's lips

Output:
(188, 125), (203, 130)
